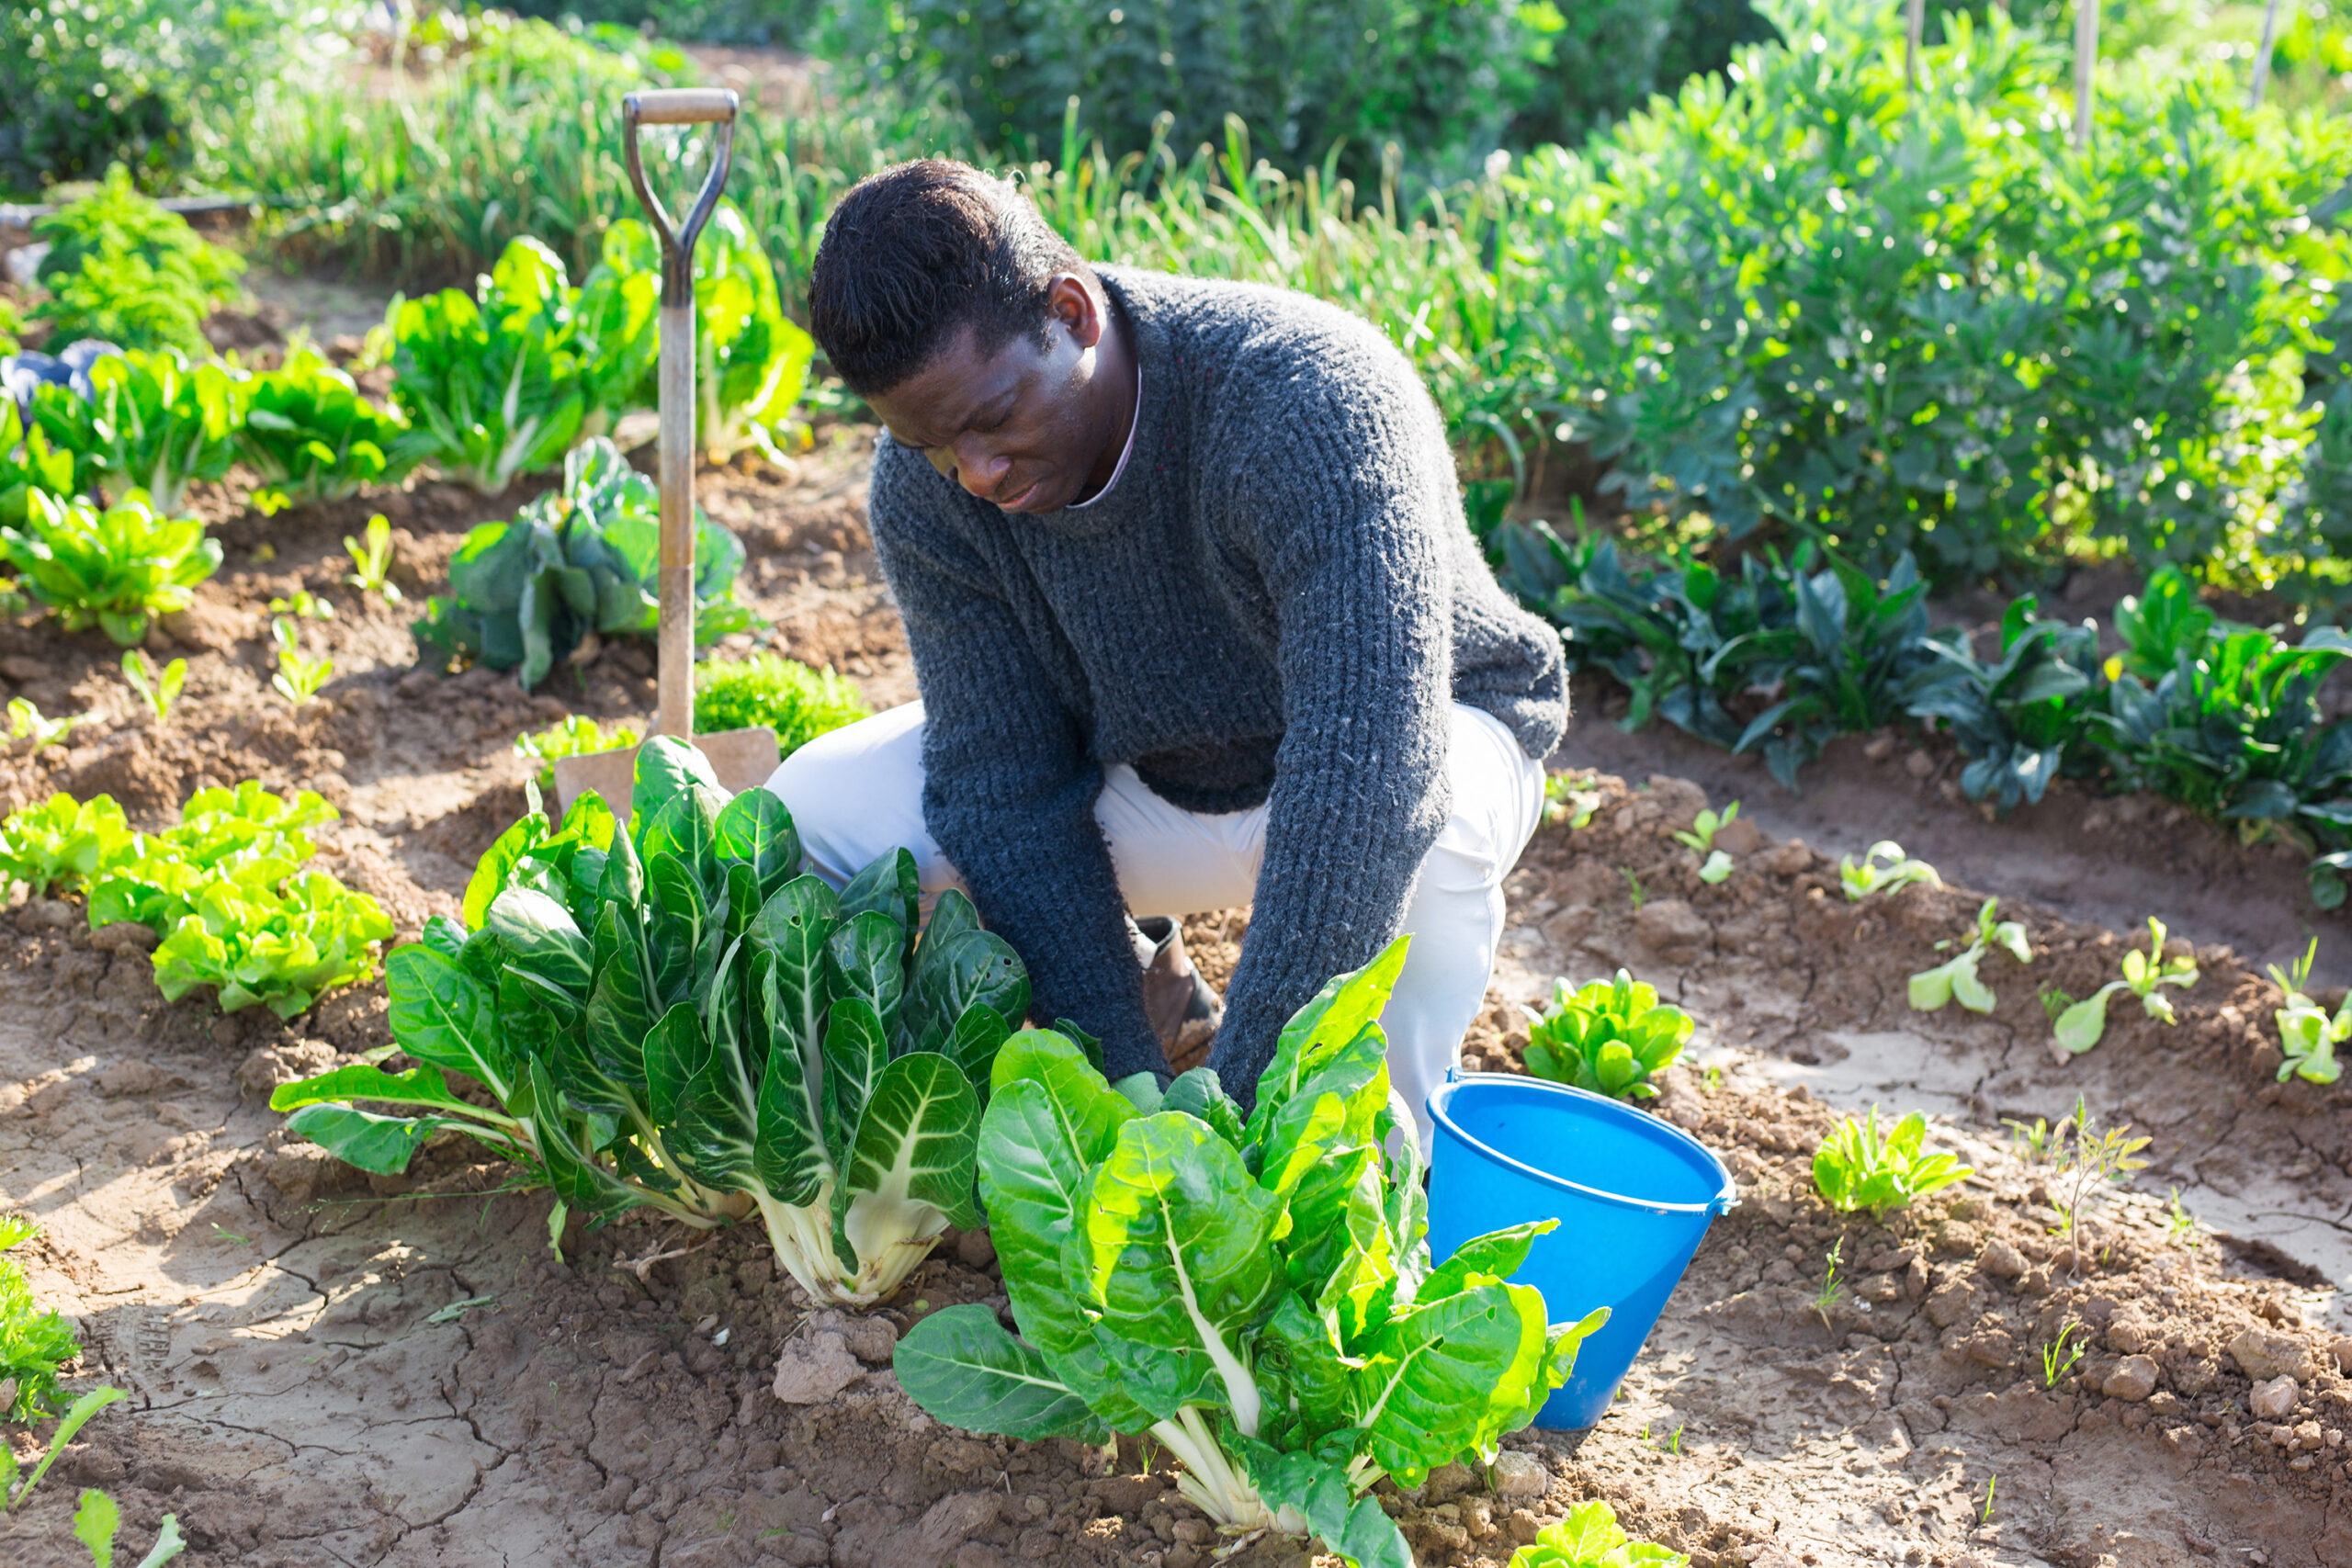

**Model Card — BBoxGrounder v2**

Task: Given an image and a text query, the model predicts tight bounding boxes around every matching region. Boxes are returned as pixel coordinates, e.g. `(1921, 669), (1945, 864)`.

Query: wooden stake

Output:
(1906, 0), (1928, 91)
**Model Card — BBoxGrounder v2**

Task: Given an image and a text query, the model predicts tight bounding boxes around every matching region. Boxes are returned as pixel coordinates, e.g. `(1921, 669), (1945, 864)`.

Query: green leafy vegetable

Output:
(2052, 918), (2198, 1055)
(3, 1385), (125, 1511)
(0, 395), (76, 530)
(1670, 800), (1736, 883)
(344, 513), (402, 604)
(273, 738), (1024, 1306)
(893, 942), (1605, 1568)
(382, 236), (590, 493)
(515, 714), (641, 791)
(0, 1214), (83, 1420)
(2268, 940), (2347, 1086)
(1813, 1108), (1973, 1218)
(0, 486), (221, 646)
(69, 1485), (188, 1568)
(269, 616), (334, 706)
(119, 649), (185, 724)
(1839, 840), (1940, 901)
(693, 652), (871, 750)
(1908, 899), (2030, 1015)
(1521, 969), (1692, 1100)
(28, 165), (243, 355)
(1901, 597), (2102, 814)
(237, 344), (420, 512)
(30, 349), (243, 513)
(411, 436), (758, 690)
(152, 866), (392, 1020)
(6, 698), (77, 749)
(1506, 1499), (1689, 1567)
(0, 793), (137, 898)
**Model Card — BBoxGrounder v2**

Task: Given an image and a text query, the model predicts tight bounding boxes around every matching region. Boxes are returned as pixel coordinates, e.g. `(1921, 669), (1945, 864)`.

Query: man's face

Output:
(865, 274), (1125, 515)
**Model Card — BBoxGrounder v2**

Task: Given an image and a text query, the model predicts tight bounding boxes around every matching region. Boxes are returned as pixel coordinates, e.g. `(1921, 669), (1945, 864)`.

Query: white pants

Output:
(768, 701), (1546, 1143)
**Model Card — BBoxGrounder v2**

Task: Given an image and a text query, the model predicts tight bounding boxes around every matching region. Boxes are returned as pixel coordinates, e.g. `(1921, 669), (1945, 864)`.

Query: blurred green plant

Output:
(693, 651), (871, 750)
(27, 165), (243, 354)
(0, 489), (221, 646)
(238, 345), (420, 512)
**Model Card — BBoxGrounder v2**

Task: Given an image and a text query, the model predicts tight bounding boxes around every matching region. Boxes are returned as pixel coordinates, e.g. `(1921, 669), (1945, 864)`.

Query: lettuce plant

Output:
(1521, 969), (1692, 1100)
(1507, 1501), (1688, 1568)
(412, 437), (757, 689)
(31, 349), (243, 513)
(893, 942), (1603, 1568)
(1839, 840), (1940, 901)
(85, 781), (338, 932)
(119, 649), (186, 724)
(2052, 917), (2198, 1055)
(1813, 1108), (1973, 1218)
(0, 396), (76, 530)
(152, 866), (392, 1020)
(0, 793), (136, 897)
(271, 739), (1028, 1305)
(0, 1214), (82, 1420)
(6, 698), (78, 749)
(586, 206), (814, 462)
(2267, 940), (2346, 1086)
(514, 714), (640, 791)
(693, 652), (871, 750)
(383, 237), (589, 493)
(0, 488), (222, 645)
(238, 345), (421, 511)
(1908, 899), (2030, 1015)
(344, 513), (401, 604)
(1670, 800), (1736, 884)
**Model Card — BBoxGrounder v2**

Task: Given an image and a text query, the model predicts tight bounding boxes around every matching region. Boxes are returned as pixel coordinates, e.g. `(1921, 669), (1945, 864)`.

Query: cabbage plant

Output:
(893, 941), (1603, 1568)
(271, 739), (1028, 1306)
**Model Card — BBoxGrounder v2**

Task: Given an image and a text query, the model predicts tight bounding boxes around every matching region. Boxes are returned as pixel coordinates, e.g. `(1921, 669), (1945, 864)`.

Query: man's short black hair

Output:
(808, 159), (1087, 398)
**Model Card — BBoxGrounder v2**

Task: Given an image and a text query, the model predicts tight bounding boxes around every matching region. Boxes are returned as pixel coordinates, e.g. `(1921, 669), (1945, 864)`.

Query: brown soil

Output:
(4, 439), (2350, 1566)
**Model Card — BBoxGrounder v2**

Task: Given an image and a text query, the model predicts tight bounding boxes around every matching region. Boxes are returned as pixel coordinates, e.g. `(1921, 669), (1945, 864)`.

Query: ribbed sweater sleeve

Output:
(1203, 367), (1453, 1111)
(865, 446), (1171, 1083)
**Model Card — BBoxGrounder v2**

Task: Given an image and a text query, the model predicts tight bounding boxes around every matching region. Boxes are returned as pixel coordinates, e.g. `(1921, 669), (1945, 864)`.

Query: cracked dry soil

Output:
(4, 439), (2352, 1565)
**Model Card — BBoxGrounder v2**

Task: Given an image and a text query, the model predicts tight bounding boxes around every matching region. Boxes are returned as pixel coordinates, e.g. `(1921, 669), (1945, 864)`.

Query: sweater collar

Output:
(1023, 268), (1172, 541)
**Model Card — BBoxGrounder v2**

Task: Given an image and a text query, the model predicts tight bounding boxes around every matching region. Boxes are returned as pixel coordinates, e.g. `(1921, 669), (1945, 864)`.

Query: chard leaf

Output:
(1161, 1068), (1245, 1147)
(1353, 1280), (1548, 1484)
(834, 1050), (981, 1269)
(631, 735), (721, 835)
(644, 789), (721, 902)
(1256, 1291), (1358, 1443)
(820, 995), (889, 1158)
(839, 847), (919, 946)
(582, 904), (656, 1099)
(1249, 937), (1408, 1141)
(1415, 1219), (1558, 1304)
(923, 887), (981, 952)
(750, 958), (832, 1209)
(599, 818), (645, 908)
(269, 1062), (483, 1120)
(386, 944), (513, 1100)
(755, 874), (839, 1068)
(713, 787), (799, 902)
(1087, 1112), (1286, 1436)
(905, 929), (1029, 1056)
(890, 1303), (1105, 1441)
(723, 861), (763, 946)
(2056, 983), (2120, 1055)
(642, 1000), (757, 1187)
(646, 852), (708, 1008)
(825, 910), (906, 1029)
(463, 810), (551, 929)
(949, 1002), (1012, 1095)
(283, 1103), (455, 1174)
(526, 1055), (650, 1216)
(487, 886), (594, 999)
(1227, 1436), (1413, 1568)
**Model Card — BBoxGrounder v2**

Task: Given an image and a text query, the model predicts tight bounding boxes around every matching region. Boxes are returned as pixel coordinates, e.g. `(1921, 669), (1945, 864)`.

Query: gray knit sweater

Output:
(865, 266), (1566, 1102)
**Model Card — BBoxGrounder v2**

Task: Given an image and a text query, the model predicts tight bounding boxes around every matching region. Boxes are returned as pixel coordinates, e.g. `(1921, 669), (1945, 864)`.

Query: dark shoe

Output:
(1131, 915), (1223, 1059)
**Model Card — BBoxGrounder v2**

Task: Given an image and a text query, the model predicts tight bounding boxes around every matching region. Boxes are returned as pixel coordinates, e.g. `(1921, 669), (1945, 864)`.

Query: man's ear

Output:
(1045, 273), (1105, 352)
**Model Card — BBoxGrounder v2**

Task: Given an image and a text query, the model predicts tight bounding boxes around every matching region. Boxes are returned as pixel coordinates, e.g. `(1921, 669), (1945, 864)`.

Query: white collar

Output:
(1067, 357), (1142, 511)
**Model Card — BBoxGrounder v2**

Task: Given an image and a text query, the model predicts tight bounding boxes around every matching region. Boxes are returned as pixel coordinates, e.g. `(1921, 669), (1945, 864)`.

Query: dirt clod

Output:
(2105, 1355), (2160, 1401)
(773, 1328), (865, 1403)
(1980, 1237), (2027, 1280)
(2253, 1375), (2301, 1420)
(1491, 1451), (1548, 1499)
(2231, 1325), (2318, 1383)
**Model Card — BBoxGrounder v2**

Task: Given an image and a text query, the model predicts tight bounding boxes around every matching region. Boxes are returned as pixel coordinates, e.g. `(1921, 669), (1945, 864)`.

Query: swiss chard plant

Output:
(1908, 898), (2030, 1015)
(412, 436), (758, 689)
(2052, 917), (2198, 1055)
(892, 942), (1605, 1568)
(29, 350), (243, 514)
(271, 739), (1029, 1306)
(693, 652), (871, 750)
(1521, 969), (1692, 1100)
(0, 488), (222, 646)
(1813, 1108), (1973, 1218)
(1901, 597), (2103, 814)
(0, 396), (77, 530)
(585, 206), (815, 463)
(382, 236), (590, 494)
(238, 345), (422, 512)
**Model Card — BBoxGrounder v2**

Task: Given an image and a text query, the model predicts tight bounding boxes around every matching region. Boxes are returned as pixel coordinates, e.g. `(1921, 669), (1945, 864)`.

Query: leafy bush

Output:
(152, 867), (391, 1020)
(27, 166), (244, 355)
(1515, 0), (2352, 586)
(0, 488), (221, 646)
(272, 738), (1029, 1305)
(0, 1215), (82, 1421)
(1839, 840), (1940, 900)
(586, 207), (814, 462)
(412, 437), (759, 689)
(1901, 596), (2103, 813)
(1521, 968), (1692, 1100)
(31, 349), (243, 513)
(515, 715), (642, 791)
(238, 345), (421, 512)
(893, 942), (1604, 1566)
(1813, 1108), (1973, 1218)
(694, 653), (870, 750)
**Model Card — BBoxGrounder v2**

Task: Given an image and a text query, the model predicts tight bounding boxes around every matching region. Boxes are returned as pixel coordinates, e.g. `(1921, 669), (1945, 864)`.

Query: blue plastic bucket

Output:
(1426, 1073), (1736, 1430)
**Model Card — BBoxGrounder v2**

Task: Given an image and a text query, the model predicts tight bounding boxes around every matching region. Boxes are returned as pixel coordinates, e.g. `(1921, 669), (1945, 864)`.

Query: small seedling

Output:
(2041, 1320), (2086, 1388)
(2004, 1115), (2057, 1164)
(2053, 917), (2198, 1055)
(1841, 840), (1942, 901)
(6, 698), (76, 748)
(1813, 1238), (1848, 1327)
(1814, 1106), (1973, 1217)
(1980, 1474), (1996, 1526)
(1621, 867), (1646, 910)
(209, 1224), (249, 1247)
(1910, 898), (2030, 1014)
(1542, 769), (1602, 829)
(71, 1483), (185, 1565)
(1703, 1063), (1724, 1094)
(2165, 1187), (2199, 1247)
(267, 588), (334, 621)
(344, 513), (402, 604)
(5, 1384), (126, 1509)
(2038, 986), (2074, 1022)
(425, 1294), (495, 1325)
(2049, 1095), (2152, 1270)
(270, 618), (334, 707)
(1672, 802), (1739, 884)
(119, 649), (187, 725)
(2267, 939), (2347, 1085)
(1697, 850), (1733, 884)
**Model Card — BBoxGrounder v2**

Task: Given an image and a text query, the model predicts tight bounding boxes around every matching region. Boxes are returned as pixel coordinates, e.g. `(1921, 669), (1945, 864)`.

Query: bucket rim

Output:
(1428, 1071), (1737, 1217)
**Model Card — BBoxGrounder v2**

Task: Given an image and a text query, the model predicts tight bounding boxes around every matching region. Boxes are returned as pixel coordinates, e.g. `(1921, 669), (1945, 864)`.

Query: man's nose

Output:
(951, 439), (1011, 499)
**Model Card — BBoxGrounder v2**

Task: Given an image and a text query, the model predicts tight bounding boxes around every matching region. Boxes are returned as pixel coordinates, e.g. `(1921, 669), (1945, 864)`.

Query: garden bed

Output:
(2, 446), (2350, 1567)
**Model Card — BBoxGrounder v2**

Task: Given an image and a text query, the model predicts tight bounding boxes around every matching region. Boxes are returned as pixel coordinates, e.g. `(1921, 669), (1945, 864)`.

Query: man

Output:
(770, 159), (1564, 1135)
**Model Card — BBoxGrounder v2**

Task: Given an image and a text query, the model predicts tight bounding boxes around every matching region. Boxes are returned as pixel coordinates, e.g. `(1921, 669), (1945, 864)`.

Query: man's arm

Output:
(1204, 373), (1453, 1109)
(865, 449), (1170, 1083)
